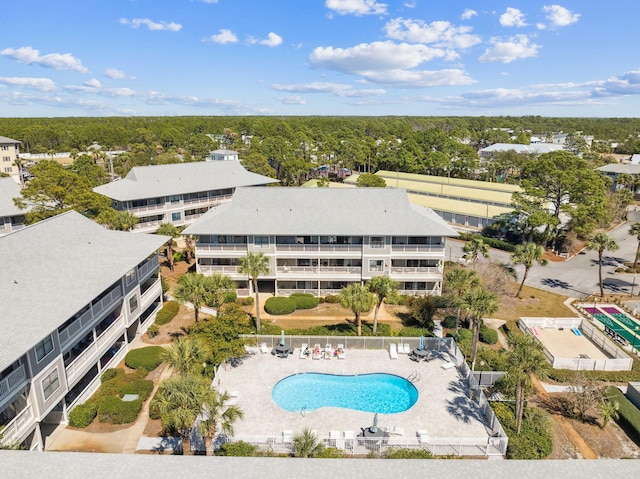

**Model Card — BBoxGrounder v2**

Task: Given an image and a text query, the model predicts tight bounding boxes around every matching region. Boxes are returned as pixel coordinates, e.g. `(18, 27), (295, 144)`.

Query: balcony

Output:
(198, 265), (241, 274)
(0, 404), (34, 447)
(0, 364), (27, 402)
(276, 266), (361, 275)
(58, 308), (94, 350)
(390, 266), (442, 276)
(196, 244), (248, 252)
(275, 244), (363, 254)
(183, 194), (231, 206)
(140, 280), (163, 310)
(65, 315), (125, 385)
(137, 255), (159, 280)
(134, 220), (164, 231)
(390, 244), (445, 254)
(91, 287), (122, 319)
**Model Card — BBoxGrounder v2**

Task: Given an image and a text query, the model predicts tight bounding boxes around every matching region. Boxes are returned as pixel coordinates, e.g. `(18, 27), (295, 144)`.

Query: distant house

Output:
(597, 163), (640, 192)
(0, 136), (21, 184)
(207, 149), (239, 161)
(183, 187), (458, 297)
(0, 211), (167, 450)
(0, 178), (26, 236)
(93, 160), (278, 232)
(478, 143), (564, 159)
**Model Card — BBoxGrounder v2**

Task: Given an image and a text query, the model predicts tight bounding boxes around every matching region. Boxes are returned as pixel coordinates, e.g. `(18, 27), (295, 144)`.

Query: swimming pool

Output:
(272, 373), (418, 413)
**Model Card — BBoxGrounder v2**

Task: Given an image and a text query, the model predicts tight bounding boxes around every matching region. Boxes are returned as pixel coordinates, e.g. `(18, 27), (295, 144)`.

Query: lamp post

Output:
(631, 274), (637, 298)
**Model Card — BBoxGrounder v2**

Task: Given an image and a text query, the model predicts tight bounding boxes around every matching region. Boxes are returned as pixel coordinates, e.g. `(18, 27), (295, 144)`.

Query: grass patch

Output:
(494, 284), (572, 322)
(124, 346), (164, 371)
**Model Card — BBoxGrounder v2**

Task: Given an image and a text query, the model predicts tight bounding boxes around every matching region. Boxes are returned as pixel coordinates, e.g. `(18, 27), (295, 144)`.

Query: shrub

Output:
(491, 402), (553, 459)
(385, 448), (433, 459)
(148, 389), (162, 420)
(155, 301), (179, 325)
(98, 396), (142, 424)
(124, 346), (164, 371)
(397, 327), (434, 337)
(480, 324), (499, 345)
(223, 290), (238, 304)
(315, 447), (346, 458)
(501, 320), (522, 338)
(161, 277), (169, 294)
(101, 368), (119, 383)
(239, 296), (254, 306)
(324, 295), (340, 303)
(264, 297), (296, 315)
(289, 293), (319, 310)
(120, 379), (154, 401)
(68, 403), (98, 428)
(173, 251), (184, 263)
(216, 441), (260, 457)
(147, 324), (159, 338)
(442, 316), (457, 329)
(458, 232), (517, 252)
(606, 386), (640, 440)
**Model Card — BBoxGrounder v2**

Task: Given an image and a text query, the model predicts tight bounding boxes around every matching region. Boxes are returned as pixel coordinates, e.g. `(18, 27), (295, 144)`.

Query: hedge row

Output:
(290, 293), (319, 310)
(606, 386), (640, 440)
(68, 403), (98, 428)
(264, 297), (296, 315)
(124, 346), (164, 371)
(155, 301), (179, 325)
(458, 232), (517, 252)
(480, 324), (499, 345)
(98, 396), (143, 424)
(547, 366), (640, 383)
(265, 322), (392, 337)
(397, 327), (434, 337)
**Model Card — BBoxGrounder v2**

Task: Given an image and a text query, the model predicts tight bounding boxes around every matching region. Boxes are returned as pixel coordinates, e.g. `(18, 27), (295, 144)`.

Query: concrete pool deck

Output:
(216, 347), (492, 443)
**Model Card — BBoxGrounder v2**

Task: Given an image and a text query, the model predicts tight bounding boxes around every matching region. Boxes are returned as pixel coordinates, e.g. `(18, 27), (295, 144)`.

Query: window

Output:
(168, 195), (181, 204)
(42, 369), (60, 400)
(171, 212), (182, 222)
(129, 295), (139, 314)
(4, 167), (11, 173)
(369, 260), (384, 272)
(1, 145), (8, 150)
(125, 268), (136, 285)
(370, 236), (385, 248)
(36, 335), (54, 362)
(2, 156), (10, 161)
(254, 235), (269, 248)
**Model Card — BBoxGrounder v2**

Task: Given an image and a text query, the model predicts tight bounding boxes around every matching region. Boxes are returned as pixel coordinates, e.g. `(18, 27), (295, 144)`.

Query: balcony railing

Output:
(390, 244), (445, 253)
(91, 287), (122, 319)
(134, 220), (164, 231)
(400, 289), (438, 296)
(128, 203), (165, 214)
(275, 244), (363, 253)
(58, 307), (94, 350)
(65, 315), (125, 384)
(390, 266), (442, 275)
(140, 281), (163, 310)
(199, 265), (241, 274)
(183, 194), (231, 206)
(0, 364), (27, 401)
(0, 404), (33, 446)
(137, 255), (159, 280)
(276, 266), (361, 275)
(196, 244), (248, 252)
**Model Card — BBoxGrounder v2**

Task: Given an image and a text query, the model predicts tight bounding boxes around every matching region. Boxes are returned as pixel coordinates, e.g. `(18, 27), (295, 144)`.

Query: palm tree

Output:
(157, 223), (180, 271)
(599, 398), (619, 429)
(238, 252), (270, 332)
(629, 222), (640, 271)
(462, 238), (490, 263)
(511, 242), (548, 298)
(205, 273), (235, 310)
(162, 336), (209, 376)
(366, 276), (399, 334)
(113, 210), (139, 231)
(615, 173), (634, 192)
(505, 333), (549, 434)
(152, 374), (242, 455)
(198, 390), (244, 455)
(184, 235), (194, 264)
(292, 428), (325, 458)
(339, 283), (377, 336)
(586, 232), (620, 297)
(462, 287), (498, 370)
(444, 267), (480, 334)
(174, 273), (209, 322)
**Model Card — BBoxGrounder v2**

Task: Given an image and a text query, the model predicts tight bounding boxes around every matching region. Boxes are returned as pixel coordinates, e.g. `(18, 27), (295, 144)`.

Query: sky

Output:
(1, 0), (639, 118)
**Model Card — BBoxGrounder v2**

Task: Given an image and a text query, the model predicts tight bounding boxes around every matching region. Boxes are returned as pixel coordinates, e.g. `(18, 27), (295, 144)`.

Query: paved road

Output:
(446, 211), (640, 300)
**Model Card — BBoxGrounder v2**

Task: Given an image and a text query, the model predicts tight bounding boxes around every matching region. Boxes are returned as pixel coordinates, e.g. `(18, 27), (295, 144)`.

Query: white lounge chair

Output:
(324, 344), (332, 359)
(397, 343), (405, 354)
(282, 430), (293, 444)
(299, 343), (309, 359)
(336, 343), (345, 359)
(403, 343), (411, 354)
(417, 430), (429, 445)
(312, 344), (322, 360)
(389, 343), (398, 359)
(441, 361), (456, 370)
(260, 342), (269, 354)
(386, 426), (404, 436)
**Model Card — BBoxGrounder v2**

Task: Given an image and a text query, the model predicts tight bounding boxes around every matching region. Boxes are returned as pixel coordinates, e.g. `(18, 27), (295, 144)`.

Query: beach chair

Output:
(441, 361), (456, 370)
(260, 342), (269, 354)
(389, 343), (398, 359)
(299, 343), (309, 359)
(417, 430), (429, 447)
(324, 344), (332, 359)
(403, 344), (411, 354)
(336, 343), (346, 359)
(386, 426), (404, 436)
(282, 430), (293, 445)
(397, 343), (406, 354)
(344, 431), (354, 451)
(312, 344), (322, 360)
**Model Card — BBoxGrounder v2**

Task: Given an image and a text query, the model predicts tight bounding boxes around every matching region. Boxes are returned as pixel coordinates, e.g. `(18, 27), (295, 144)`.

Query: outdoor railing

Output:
(58, 307), (95, 350)
(91, 287), (122, 319)
(390, 266), (442, 275)
(0, 404), (33, 446)
(137, 255), (159, 280)
(196, 244), (248, 252)
(127, 203), (164, 214)
(275, 244), (363, 253)
(0, 364), (27, 401)
(198, 265), (241, 274)
(134, 220), (164, 231)
(390, 244), (445, 253)
(276, 266), (361, 275)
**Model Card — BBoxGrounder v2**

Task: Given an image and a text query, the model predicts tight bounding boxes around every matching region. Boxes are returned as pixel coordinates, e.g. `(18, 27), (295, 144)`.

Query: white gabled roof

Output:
(598, 163), (640, 175)
(0, 136), (20, 144)
(183, 187), (458, 237)
(0, 177), (24, 217)
(93, 160), (277, 201)
(0, 211), (168, 371)
(480, 143), (564, 154)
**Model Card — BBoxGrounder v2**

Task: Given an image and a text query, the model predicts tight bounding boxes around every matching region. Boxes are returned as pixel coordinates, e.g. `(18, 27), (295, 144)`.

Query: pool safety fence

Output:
(519, 316), (633, 371)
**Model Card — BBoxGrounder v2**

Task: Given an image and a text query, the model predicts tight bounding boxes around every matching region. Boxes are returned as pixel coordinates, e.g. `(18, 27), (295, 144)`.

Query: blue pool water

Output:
(272, 373), (418, 413)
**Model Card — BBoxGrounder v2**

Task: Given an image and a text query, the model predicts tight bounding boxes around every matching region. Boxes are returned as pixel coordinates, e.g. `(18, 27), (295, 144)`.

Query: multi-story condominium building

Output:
(0, 211), (167, 450)
(0, 178), (26, 236)
(0, 136), (21, 184)
(183, 187), (457, 297)
(93, 160), (277, 233)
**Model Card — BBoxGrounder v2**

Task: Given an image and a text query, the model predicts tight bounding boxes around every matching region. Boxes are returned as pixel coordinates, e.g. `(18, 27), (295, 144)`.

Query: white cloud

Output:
(384, 18), (481, 49)
(360, 69), (475, 87)
(325, 0), (388, 16)
(260, 32), (283, 47)
(201, 0), (219, 3)
(104, 68), (135, 80)
(403, 1), (416, 8)
(479, 35), (540, 63)
(119, 18), (182, 32)
(0, 46), (88, 73)
(209, 29), (238, 44)
(543, 5), (580, 27)
(84, 78), (101, 88)
(271, 81), (385, 97)
(0, 77), (56, 92)
(277, 95), (306, 105)
(461, 9), (477, 20)
(500, 7), (527, 27)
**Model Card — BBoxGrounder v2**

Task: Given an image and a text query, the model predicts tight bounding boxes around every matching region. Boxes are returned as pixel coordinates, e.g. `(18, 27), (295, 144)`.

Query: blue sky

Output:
(1, 0), (639, 117)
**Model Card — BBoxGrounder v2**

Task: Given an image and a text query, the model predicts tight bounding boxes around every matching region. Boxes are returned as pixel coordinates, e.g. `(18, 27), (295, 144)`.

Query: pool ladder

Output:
(407, 370), (421, 383)
(300, 405), (306, 417)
